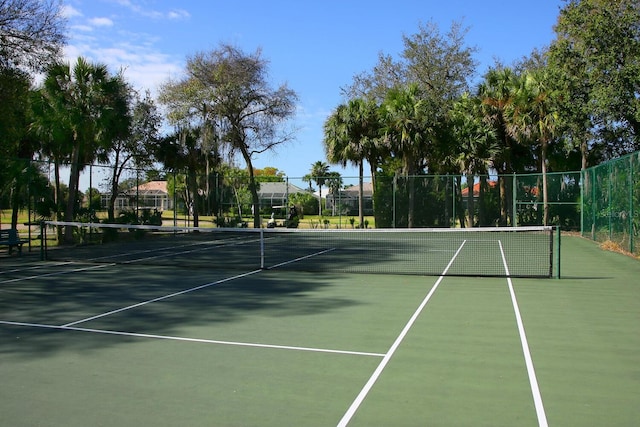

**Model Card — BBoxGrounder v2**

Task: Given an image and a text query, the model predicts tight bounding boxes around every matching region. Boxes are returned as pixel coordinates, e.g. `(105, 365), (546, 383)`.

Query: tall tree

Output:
(477, 67), (522, 225)
(0, 68), (31, 196)
(342, 20), (477, 226)
(323, 98), (381, 227)
(36, 57), (130, 242)
(106, 90), (160, 221)
(380, 84), (431, 228)
(447, 93), (499, 227)
(0, 67), (37, 229)
(508, 70), (560, 226)
(30, 74), (71, 229)
(344, 19), (477, 112)
(403, 20), (478, 111)
(550, 0), (640, 159)
(0, 67), (30, 157)
(159, 67), (221, 219)
(153, 126), (216, 227)
(184, 45), (298, 228)
(0, 0), (66, 71)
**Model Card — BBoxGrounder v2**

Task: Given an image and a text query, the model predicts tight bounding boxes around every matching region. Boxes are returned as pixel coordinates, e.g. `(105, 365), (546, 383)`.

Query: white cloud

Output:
(70, 24), (94, 33)
(89, 17), (114, 27)
(167, 9), (190, 20)
(61, 2), (189, 99)
(61, 5), (82, 19)
(63, 36), (183, 96)
(107, 0), (188, 20)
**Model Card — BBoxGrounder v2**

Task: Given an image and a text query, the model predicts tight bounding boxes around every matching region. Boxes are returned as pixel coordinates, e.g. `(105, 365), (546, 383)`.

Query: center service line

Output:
(61, 269), (262, 327)
(336, 240), (467, 427)
(498, 240), (548, 427)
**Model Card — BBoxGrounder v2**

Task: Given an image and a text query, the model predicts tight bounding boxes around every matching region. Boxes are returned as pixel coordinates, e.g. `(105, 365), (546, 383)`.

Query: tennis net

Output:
(41, 221), (558, 278)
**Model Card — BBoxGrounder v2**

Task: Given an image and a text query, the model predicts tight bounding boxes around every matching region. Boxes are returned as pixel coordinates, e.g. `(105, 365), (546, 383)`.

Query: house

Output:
(325, 182), (374, 215)
(460, 180), (498, 199)
(102, 181), (173, 211)
(257, 181), (309, 208)
(460, 180), (498, 214)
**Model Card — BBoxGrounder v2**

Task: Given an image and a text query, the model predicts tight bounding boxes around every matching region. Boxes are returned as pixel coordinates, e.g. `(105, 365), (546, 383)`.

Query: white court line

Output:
(498, 240), (548, 427)
(61, 269), (263, 327)
(0, 261), (72, 276)
(62, 246), (337, 327)
(336, 240), (468, 427)
(72, 236), (259, 264)
(0, 263), (112, 285)
(267, 248), (337, 269)
(0, 320), (385, 357)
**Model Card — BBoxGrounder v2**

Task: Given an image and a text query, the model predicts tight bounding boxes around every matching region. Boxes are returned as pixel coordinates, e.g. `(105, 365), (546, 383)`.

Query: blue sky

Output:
(61, 0), (563, 182)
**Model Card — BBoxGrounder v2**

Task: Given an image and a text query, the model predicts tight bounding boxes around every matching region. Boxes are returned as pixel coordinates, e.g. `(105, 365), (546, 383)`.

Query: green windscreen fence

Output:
(582, 151), (640, 256)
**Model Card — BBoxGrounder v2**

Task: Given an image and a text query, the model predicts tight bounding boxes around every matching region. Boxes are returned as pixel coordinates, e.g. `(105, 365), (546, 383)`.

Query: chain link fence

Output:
(581, 151), (640, 256)
(5, 153), (639, 256)
(2, 157), (585, 231)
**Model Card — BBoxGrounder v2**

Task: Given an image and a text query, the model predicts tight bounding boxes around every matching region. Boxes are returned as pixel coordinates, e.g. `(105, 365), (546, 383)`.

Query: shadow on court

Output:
(0, 265), (367, 360)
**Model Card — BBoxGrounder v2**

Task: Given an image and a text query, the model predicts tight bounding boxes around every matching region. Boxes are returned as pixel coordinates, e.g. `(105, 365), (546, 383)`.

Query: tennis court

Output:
(1, 227), (639, 426)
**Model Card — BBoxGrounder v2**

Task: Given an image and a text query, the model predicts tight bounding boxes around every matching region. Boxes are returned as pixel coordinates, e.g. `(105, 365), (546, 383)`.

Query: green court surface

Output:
(1, 235), (639, 426)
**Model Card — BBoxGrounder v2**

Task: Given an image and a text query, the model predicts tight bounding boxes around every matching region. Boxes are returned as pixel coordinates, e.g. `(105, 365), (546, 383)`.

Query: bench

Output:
(0, 228), (28, 255)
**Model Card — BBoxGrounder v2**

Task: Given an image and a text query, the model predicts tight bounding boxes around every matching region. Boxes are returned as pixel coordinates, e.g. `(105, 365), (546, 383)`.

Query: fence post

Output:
(451, 175), (455, 228)
(630, 155), (635, 254)
(40, 221), (46, 261)
(592, 168), (596, 240)
(554, 225), (561, 279)
(512, 173), (517, 227)
(392, 173), (396, 229)
(27, 159), (32, 251)
(173, 168), (177, 227)
(580, 169), (584, 237)
(608, 162), (613, 241)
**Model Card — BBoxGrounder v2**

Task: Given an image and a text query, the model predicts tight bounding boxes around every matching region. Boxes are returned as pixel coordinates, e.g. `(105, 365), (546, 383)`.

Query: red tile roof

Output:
(461, 180), (497, 197)
(136, 181), (167, 193)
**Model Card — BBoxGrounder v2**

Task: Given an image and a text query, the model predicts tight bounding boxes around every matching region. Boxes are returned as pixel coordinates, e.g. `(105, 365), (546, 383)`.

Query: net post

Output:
(553, 226), (561, 279)
(260, 228), (265, 269)
(40, 221), (46, 261)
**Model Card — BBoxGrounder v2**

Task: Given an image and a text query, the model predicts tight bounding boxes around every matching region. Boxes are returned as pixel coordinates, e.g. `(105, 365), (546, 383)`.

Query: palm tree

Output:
(323, 98), (380, 227)
(35, 57), (130, 242)
(477, 67), (521, 225)
(155, 127), (206, 227)
(309, 161), (329, 216)
(325, 171), (343, 216)
(508, 70), (560, 225)
(448, 93), (499, 227)
(380, 84), (430, 228)
(30, 89), (72, 238)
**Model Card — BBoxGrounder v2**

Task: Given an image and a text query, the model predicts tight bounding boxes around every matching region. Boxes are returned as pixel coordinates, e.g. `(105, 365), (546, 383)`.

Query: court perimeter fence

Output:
(0, 152), (638, 256)
(581, 151), (640, 256)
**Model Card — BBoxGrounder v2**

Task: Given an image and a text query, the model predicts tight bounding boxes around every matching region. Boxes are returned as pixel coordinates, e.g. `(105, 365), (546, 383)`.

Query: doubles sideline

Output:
(337, 240), (549, 427)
